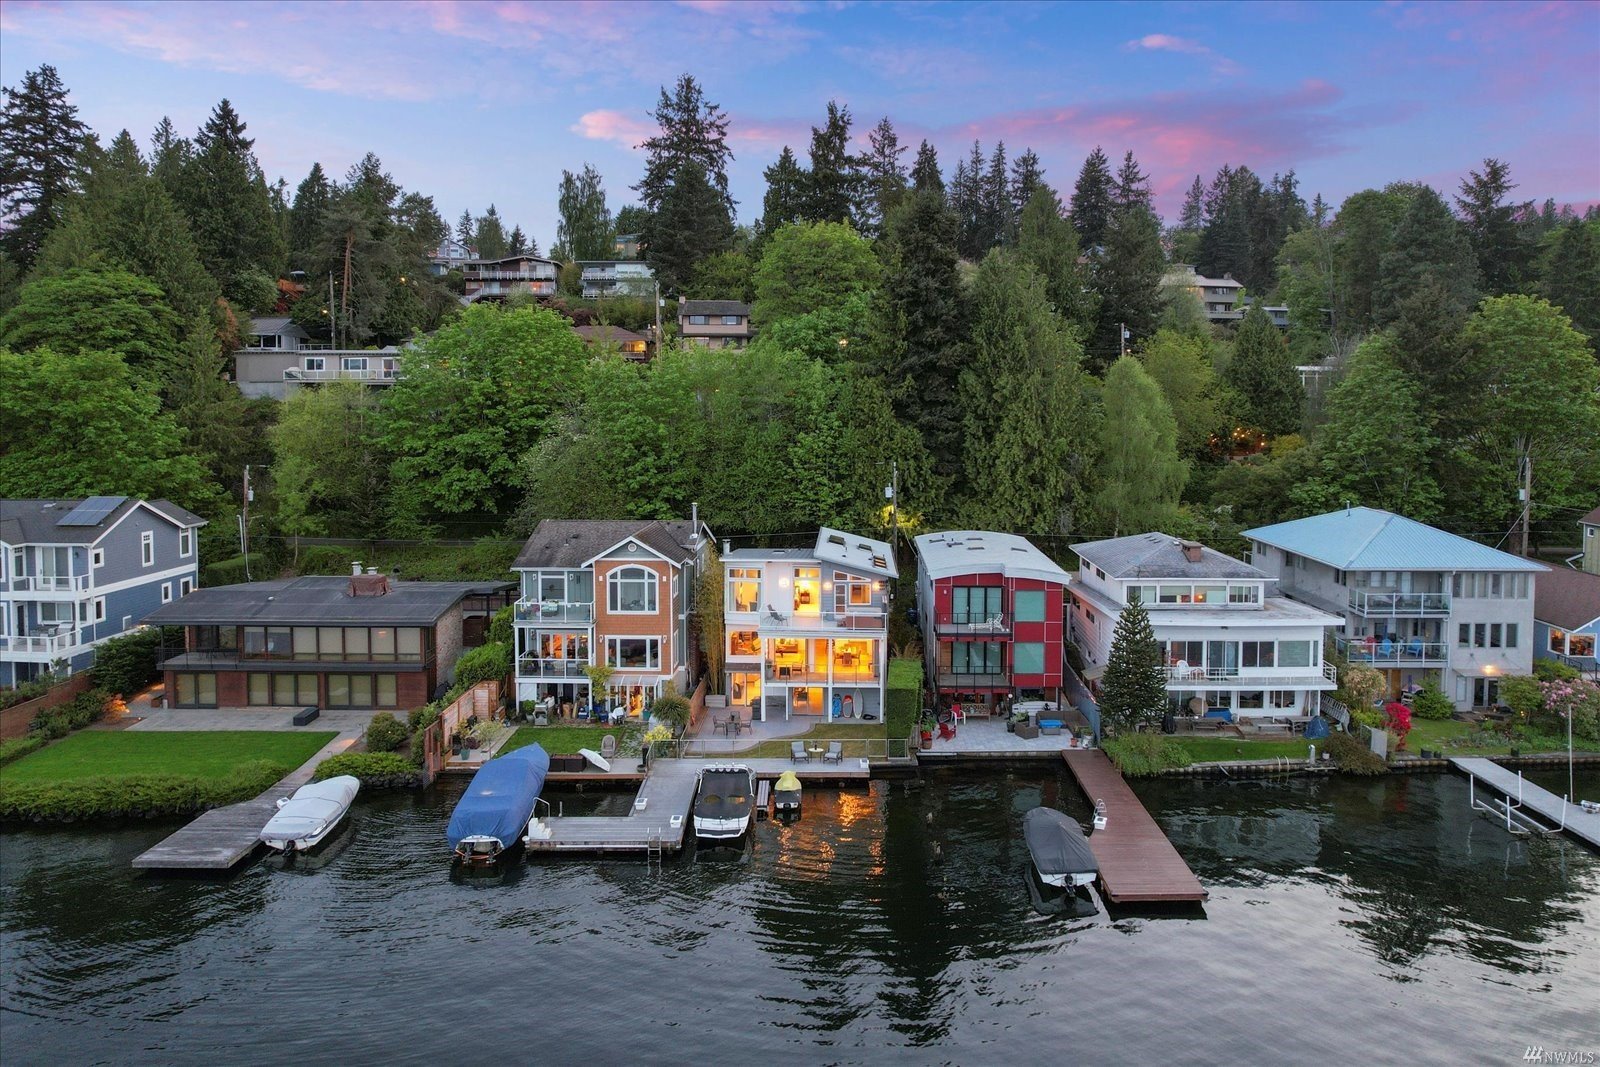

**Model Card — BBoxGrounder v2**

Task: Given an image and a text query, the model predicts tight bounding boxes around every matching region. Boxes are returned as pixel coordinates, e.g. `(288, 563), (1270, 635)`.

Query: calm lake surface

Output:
(3, 768), (1598, 1065)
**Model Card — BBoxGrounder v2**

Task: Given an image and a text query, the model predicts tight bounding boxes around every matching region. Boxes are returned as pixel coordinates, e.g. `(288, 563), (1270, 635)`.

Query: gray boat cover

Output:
(695, 768), (754, 821)
(1023, 807), (1098, 878)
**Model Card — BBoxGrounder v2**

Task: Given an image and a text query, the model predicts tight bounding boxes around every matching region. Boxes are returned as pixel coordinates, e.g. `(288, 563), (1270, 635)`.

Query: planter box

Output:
(1014, 724), (1040, 740)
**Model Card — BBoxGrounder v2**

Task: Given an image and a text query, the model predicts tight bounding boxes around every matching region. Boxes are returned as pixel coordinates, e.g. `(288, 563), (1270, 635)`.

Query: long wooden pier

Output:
(1451, 757), (1600, 849)
(1061, 749), (1207, 904)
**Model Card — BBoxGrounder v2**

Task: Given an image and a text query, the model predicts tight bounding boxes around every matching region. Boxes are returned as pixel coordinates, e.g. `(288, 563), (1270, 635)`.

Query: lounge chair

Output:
(823, 741), (843, 764)
(791, 741), (810, 763)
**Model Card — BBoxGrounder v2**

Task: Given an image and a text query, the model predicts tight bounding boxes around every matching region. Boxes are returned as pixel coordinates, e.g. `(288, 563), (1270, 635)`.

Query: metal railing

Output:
(763, 663), (880, 685)
(935, 670), (1008, 688)
(157, 643), (429, 666)
(7, 575), (88, 592)
(1349, 590), (1451, 616)
(514, 599), (594, 624)
(758, 608), (888, 631)
(934, 613), (1012, 634)
(516, 657), (588, 678)
(1336, 637), (1449, 665)
(1164, 663), (1339, 684)
(285, 365), (399, 382)
(463, 269), (557, 281)
(0, 630), (78, 655)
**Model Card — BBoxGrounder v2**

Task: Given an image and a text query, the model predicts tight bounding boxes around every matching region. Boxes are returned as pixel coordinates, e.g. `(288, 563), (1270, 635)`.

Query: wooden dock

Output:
(1061, 749), (1207, 904)
(525, 759), (700, 854)
(1451, 757), (1600, 849)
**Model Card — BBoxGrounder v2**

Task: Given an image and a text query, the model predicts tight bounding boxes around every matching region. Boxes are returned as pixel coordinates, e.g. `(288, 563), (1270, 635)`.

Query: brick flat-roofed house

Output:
(142, 573), (511, 710)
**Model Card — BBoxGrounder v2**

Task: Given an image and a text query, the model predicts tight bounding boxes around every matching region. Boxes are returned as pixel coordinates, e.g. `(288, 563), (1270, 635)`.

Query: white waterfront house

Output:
(721, 529), (896, 722)
(1244, 507), (1545, 709)
(1068, 533), (1341, 720)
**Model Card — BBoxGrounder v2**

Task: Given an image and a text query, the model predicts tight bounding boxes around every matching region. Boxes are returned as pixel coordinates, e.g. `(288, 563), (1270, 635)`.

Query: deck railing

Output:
(764, 663), (880, 685)
(516, 656), (588, 678)
(0, 630), (77, 655)
(649, 736), (900, 762)
(7, 575), (89, 592)
(1336, 637), (1449, 665)
(1163, 663), (1339, 684)
(1348, 590), (1451, 616)
(514, 599), (593, 624)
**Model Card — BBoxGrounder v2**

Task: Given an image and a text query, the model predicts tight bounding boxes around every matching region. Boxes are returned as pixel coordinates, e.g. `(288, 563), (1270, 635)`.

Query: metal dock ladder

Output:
(646, 830), (663, 869)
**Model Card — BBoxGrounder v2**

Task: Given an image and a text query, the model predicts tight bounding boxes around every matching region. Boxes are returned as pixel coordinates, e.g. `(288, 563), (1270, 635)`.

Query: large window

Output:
(942, 642), (1004, 675)
(1241, 641), (1276, 668)
(248, 674), (319, 706)
(728, 630), (760, 656)
(1164, 640), (1204, 667)
(236, 626), (424, 662)
(1278, 641), (1313, 668)
(1012, 642), (1045, 674)
(607, 637), (661, 670)
(326, 674), (398, 708)
(173, 673), (217, 707)
(1013, 590), (1046, 623)
(726, 567), (761, 613)
(608, 566), (659, 613)
(952, 587), (1002, 624)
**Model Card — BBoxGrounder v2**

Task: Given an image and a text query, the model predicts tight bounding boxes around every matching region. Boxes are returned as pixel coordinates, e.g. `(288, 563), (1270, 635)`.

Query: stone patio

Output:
(919, 716), (1094, 756)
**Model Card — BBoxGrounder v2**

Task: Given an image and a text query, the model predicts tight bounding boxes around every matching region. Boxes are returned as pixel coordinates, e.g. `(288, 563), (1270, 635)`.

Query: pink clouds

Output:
(572, 109), (657, 149)
(1123, 32), (1241, 76)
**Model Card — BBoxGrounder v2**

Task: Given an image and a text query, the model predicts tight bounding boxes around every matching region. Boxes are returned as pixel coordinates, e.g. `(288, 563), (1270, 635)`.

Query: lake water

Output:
(3, 768), (1597, 1065)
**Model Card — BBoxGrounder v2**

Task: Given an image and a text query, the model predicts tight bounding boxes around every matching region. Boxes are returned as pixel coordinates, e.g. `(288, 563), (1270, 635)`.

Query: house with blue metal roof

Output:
(1, 497), (206, 687)
(1244, 507), (1546, 710)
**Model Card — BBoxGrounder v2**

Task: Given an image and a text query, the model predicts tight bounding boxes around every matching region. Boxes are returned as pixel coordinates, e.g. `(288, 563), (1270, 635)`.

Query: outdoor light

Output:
(779, 577), (790, 588)
(823, 582), (833, 592)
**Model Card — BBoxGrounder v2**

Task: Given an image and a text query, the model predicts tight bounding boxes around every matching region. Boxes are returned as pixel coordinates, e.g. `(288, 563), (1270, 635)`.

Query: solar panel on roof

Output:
(56, 496), (127, 527)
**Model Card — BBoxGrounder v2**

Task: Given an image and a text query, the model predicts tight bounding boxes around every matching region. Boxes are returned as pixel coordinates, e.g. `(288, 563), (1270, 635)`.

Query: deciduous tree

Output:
(555, 164), (613, 261)
(1092, 356), (1185, 535)
(751, 220), (878, 327)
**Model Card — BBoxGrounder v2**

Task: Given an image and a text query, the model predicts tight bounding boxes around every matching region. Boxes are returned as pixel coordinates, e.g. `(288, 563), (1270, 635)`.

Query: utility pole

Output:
(241, 465), (253, 582)
(887, 460), (900, 552)
(1119, 322), (1128, 360)
(654, 280), (663, 356)
(1518, 453), (1532, 557)
(328, 272), (338, 350)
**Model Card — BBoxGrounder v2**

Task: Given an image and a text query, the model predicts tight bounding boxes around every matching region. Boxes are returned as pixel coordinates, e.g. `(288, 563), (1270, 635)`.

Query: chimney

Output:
(367, 566), (378, 575)
(723, 539), (731, 555)
(352, 561), (363, 576)
(348, 573), (390, 597)
(691, 502), (700, 547)
(1179, 540), (1204, 564)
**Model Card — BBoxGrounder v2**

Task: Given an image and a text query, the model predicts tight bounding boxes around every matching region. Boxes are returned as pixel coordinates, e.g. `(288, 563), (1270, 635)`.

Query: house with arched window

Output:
(511, 517), (712, 715)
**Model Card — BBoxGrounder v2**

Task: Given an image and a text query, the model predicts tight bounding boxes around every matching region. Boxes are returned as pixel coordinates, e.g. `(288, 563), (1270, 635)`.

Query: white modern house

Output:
(721, 529), (896, 722)
(1244, 507), (1546, 710)
(232, 317), (403, 400)
(1068, 533), (1341, 720)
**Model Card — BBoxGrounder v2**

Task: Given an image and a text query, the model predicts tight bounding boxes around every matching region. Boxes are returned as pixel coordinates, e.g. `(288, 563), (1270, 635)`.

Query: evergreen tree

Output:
(803, 101), (858, 226)
(1330, 184), (1417, 332)
(164, 314), (268, 491)
(474, 204), (509, 260)
(1455, 158), (1529, 295)
(508, 225), (528, 256)
(1298, 336), (1440, 520)
(455, 209), (475, 248)
(1197, 164), (1255, 285)
(1224, 305), (1304, 436)
(634, 74), (734, 216)
(288, 162), (331, 270)
(1015, 183), (1098, 335)
(1008, 149), (1044, 222)
(1539, 219), (1600, 339)
(0, 267), (180, 375)
(0, 64), (90, 270)
(1246, 171), (1307, 293)
(874, 190), (967, 482)
(958, 252), (1093, 533)
(979, 140), (1012, 249)
(1113, 150), (1152, 215)
(860, 116), (908, 237)
(179, 99), (282, 304)
(1069, 146), (1115, 250)
(950, 140), (986, 259)
(910, 140), (943, 195)
(1098, 593), (1167, 733)
(1374, 184), (1479, 326)
(149, 115), (191, 197)
(1089, 204), (1165, 372)
(1169, 175), (1206, 264)
(647, 162), (733, 294)
(1092, 355), (1186, 536)
(759, 146), (807, 239)
(555, 164), (613, 261)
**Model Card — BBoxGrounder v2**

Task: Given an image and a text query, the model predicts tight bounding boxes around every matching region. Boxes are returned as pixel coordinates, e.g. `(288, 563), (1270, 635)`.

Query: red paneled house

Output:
(913, 531), (1072, 710)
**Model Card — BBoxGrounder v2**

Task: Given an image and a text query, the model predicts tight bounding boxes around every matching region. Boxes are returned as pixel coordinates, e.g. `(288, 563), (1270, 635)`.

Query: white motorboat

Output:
(260, 776), (360, 853)
(1023, 807), (1099, 889)
(694, 765), (755, 840)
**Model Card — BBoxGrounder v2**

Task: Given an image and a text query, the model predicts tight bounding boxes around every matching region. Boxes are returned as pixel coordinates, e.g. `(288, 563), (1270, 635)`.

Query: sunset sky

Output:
(3, 0), (1596, 245)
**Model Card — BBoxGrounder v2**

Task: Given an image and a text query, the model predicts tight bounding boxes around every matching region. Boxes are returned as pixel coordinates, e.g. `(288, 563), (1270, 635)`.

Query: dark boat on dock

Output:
(1023, 807), (1099, 889)
(694, 765), (755, 840)
(447, 744), (550, 864)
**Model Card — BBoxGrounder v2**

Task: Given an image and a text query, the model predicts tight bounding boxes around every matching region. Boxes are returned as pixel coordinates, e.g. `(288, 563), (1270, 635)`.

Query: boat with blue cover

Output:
(447, 744), (550, 863)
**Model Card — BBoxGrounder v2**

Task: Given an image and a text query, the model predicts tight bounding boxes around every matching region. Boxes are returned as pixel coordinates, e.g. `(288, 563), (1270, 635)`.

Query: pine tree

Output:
(555, 164), (613, 260)
(910, 140), (943, 195)
(1170, 174), (1206, 263)
(1099, 593), (1167, 733)
(1089, 204), (1165, 372)
(288, 163), (331, 270)
(1455, 158), (1530, 295)
(1539, 219), (1600, 339)
(1374, 184), (1479, 326)
(950, 140), (986, 259)
(759, 146), (807, 238)
(0, 64), (90, 270)
(508, 225), (527, 256)
(178, 99), (282, 303)
(1008, 149), (1044, 222)
(634, 74), (734, 216)
(1015, 184), (1098, 335)
(803, 100), (858, 227)
(455, 209), (475, 248)
(1091, 356), (1185, 536)
(1069, 146), (1115, 250)
(1225, 305), (1304, 436)
(475, 204), (509, 260)
(1113, 150), (1151, 215)
(980, 140), (1012, 249)
(1197, 164), (1255, 285)
(860, 116), (908, 237)
(647, 162), (732, 294)
(149, 116), (191, 198)
(1245, 171), (1306, 293)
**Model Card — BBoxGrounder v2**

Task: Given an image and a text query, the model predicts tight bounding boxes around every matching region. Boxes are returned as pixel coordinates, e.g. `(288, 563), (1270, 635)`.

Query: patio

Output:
(919, 716), (1094, 756)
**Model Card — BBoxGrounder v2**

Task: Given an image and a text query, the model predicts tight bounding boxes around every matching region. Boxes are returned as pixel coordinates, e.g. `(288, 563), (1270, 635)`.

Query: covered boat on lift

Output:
(694, 765), (755, 840)
(773, 770), (802, 812)
(447, 744), (550, 863)
(1023, 807), (1099, 888)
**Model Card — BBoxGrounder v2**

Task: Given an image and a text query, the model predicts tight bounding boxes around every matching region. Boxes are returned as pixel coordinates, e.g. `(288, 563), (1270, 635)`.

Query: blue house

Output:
(1533, 565), (1600, 679)
(0, 497), (207, 687)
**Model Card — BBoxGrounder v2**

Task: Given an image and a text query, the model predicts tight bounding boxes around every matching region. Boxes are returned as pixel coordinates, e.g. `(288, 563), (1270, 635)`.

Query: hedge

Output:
(452, 641), (511, 695)
(0, 736), (46, 767)
(886, 657), (922, 741)
(30, 689), (110, 739)
(1102, 734), (1194, 777)
(312, 752), (420, 789)
(1, 673), (65, 711)
(90, 628), (168, 696)
(0, 760), (285, 822)
(365, 712), (408, 752)
(1325, 730), (1388, 776)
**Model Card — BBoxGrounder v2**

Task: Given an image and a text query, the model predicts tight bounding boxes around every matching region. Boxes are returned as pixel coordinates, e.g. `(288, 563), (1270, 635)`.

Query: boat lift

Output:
(1469, 771), (1564, 837)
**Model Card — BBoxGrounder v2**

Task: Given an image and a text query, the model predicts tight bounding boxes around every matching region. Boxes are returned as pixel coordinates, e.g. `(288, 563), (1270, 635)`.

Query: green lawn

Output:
(501, 723), (641, 756)
(1169, 736), (1317, 763)
(0, 730), (337, 784)
(739, 723), (887, 759)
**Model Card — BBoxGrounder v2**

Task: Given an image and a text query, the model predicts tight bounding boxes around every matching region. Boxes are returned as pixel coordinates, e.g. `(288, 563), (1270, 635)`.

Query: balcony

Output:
(756, 608), (887, 633)
(1336, 636), (1448, 666)
(765, 662), (881, 686)
(1163, 663), (1338, 687)
(464, 269), (557, 282)
(516, 656), (589, 678)
(157, 643), (430, 669)
(1348, 590), (1451, 617)
(6, 574), (89, 594)
(514, 599), (594, 625)
(934, 612), (1012, 636)
(285, 364), (399, 384)
(935, 670), (1010, 689)
(0, 630), (78, 656)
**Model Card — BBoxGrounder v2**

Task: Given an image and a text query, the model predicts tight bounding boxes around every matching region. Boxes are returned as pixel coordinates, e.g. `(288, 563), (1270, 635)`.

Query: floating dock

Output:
(1451, 757), (1600, 849)
(1061, 749), (1207, 904)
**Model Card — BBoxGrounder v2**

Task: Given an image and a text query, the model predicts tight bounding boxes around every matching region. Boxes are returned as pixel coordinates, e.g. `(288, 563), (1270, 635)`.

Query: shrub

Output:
(651, 686), (692, 734)
(29, 689), (110, 740)
(312, 752), (420, 788)
(202, 554), (250, 587)
(90, 628), (166, 696)
(486, 605), (514, 648)
(0, 736), (46, 767)
(1533, 658), (1580, 682)
(408, 704), (443, 767)
(0, 672), (65, 710)
(1325, 730), (1387, 776)
(1102, 733), (1193, 777)
(1410, 680), (1454, 720)
(0, 761), (285, 822)
(409, 701), (445, 731)
(365, 712), (408, 752)
(453, 641), (511, 694)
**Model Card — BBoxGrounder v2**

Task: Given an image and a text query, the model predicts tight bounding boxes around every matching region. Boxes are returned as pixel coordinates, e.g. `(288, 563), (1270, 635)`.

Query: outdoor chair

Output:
(823, 741), (843, 764)
(791, 741), (810, 763)
(601, 734), (618, 759)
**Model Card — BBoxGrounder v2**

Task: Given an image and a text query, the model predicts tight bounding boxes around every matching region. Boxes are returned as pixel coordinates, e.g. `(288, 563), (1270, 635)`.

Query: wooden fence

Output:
(418, 679), (502, 786)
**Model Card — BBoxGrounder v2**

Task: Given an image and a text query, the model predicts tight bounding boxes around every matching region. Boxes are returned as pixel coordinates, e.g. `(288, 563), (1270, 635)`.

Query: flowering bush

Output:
(1536, 678), (1600, 745)
(1383, 702), (1413, 750)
